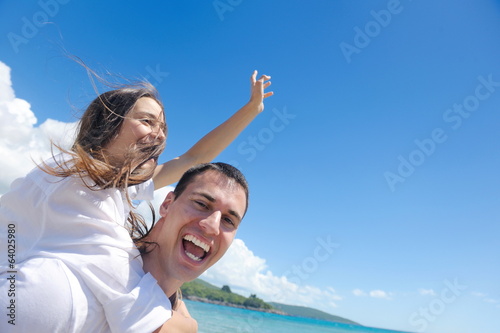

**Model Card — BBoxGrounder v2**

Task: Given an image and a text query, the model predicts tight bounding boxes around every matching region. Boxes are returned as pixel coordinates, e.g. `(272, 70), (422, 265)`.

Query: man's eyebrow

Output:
(193, 191), (242, 222)
(194, 191), (216, 202)
(228, 209), (242, 223)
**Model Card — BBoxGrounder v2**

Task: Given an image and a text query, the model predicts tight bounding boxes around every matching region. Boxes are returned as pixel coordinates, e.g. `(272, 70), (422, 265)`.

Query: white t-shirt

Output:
(0, 155), (171, 333)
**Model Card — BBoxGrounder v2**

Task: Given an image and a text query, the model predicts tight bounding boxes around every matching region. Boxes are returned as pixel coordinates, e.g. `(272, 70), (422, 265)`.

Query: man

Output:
(137, 162), (249, 332)
(0, 162), (248, 333)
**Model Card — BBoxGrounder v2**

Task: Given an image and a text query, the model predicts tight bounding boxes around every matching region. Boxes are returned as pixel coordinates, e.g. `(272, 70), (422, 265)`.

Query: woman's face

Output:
(104, 97), (166, 170)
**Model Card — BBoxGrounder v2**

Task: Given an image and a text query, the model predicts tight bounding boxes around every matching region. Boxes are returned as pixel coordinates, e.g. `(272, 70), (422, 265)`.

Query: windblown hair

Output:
(43, 84), (166, 188)
(40, 81), (166, 246)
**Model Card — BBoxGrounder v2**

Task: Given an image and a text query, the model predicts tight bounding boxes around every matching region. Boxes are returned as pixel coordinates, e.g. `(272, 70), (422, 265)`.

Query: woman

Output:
(0, 70), (272, 332)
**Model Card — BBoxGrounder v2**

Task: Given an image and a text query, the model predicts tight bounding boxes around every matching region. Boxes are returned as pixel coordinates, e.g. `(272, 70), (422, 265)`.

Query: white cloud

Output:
(470, 292), (500, 306)
(418, 288), (436, 296)
(0, 61), (77, 194)
(471, 291), (486, 298)
(369, 290), (391, 299)
(352, 288), (391, 300)
(353, 289), (367, 297)
(201, 238), (342, 312)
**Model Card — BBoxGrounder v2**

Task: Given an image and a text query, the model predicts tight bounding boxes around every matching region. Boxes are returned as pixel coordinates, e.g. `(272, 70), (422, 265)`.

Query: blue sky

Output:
(1, 1), (500, 332)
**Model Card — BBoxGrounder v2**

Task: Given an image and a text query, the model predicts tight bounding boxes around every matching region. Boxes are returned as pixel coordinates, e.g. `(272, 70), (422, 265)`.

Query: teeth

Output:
(185, 252), (202, 262)
(183, 235), (210, 252)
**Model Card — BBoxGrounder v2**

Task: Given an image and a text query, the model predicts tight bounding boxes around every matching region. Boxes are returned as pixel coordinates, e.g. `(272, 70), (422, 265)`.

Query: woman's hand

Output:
(174, 300), (193, 319)
(249, 70), (273, 113)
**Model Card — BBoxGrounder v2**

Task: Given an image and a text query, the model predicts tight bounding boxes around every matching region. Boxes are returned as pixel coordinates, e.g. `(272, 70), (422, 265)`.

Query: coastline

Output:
(180, 279), (361, 326)
(183, 295), (287, 315)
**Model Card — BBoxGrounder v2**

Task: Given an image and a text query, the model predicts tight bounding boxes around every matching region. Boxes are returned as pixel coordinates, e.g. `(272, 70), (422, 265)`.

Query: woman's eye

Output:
(140, 118), (153, 125)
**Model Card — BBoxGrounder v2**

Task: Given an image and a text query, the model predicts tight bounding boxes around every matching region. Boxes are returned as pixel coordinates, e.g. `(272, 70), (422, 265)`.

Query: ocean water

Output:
(185, 300), (410, 333)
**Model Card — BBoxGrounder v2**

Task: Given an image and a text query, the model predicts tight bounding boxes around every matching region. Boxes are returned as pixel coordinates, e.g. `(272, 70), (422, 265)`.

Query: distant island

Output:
(180, 279), (360, 325)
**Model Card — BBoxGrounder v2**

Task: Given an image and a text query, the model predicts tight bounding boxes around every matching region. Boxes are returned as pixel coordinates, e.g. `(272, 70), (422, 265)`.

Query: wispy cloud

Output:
(470, 291), (486, 298)
(369, 290), (391, 299)
(470, 291), (500, 306)
(0, 61), (77, 194)
(418, 288), (436, 296)
(484, 298), (499, 304)
(353, 289), (367, 297)
(352, 288), (392, 300)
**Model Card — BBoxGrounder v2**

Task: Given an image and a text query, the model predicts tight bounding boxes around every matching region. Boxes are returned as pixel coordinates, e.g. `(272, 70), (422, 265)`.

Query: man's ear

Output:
(159, 191), (175, 217)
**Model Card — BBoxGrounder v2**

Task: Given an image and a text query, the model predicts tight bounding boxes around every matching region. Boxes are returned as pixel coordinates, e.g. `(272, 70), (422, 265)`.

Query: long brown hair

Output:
(42, 81), (166, 183)
(40, 76), (166, 240)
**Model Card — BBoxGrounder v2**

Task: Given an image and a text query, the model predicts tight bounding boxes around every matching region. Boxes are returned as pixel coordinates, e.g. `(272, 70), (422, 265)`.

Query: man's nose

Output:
(199, 211), (221, 236)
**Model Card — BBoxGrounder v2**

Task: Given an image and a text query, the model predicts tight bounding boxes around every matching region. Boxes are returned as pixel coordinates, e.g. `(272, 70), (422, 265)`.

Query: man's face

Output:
(153, 170), (247, 283)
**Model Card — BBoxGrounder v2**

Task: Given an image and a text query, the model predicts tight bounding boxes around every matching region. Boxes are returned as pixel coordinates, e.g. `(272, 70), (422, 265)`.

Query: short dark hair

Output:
(173, 162), (249, 215)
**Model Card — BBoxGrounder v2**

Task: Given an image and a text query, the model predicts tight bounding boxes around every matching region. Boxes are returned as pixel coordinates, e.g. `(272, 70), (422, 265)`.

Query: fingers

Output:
(250, 70), (274, 99)
(251, 70), (258, 83)
(259, 74), (271, 82)
(251, 70), (271, 83)
(263, 91), (274, 99)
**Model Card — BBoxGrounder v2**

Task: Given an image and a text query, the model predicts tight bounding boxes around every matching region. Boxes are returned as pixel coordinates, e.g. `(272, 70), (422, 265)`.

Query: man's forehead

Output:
(188, 171), (242, 195)
(186, 171), (246, 207)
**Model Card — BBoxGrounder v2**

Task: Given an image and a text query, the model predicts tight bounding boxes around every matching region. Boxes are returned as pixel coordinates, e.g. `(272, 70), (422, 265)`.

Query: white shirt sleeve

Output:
(1, 166), (172, 332)
(104, 273), (172, 333)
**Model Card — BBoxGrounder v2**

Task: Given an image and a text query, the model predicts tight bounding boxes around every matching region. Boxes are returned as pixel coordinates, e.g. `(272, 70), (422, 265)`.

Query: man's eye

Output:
(223, 217), (235, 227)
(195, 201), (208, 209)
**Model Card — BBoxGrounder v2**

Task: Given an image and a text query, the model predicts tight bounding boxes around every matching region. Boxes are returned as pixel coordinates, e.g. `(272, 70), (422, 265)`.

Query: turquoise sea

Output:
(185, 300), (411, 333)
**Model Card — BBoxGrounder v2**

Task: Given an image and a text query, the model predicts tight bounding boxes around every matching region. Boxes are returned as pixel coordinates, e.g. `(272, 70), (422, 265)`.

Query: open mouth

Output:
(182, 234), (210, 262)
(138, 155), (159, 167)
(138, 143), (163, 162)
